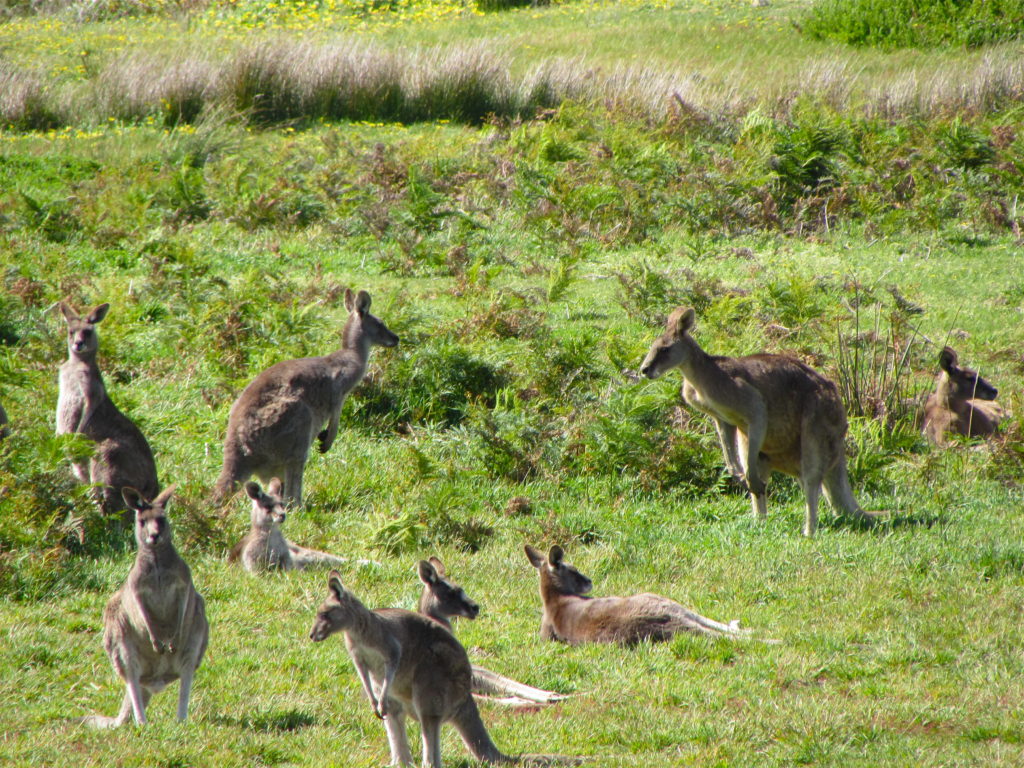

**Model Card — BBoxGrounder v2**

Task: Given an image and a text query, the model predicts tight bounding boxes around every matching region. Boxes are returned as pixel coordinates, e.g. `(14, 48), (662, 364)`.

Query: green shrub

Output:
(803, 0), (1024, 49)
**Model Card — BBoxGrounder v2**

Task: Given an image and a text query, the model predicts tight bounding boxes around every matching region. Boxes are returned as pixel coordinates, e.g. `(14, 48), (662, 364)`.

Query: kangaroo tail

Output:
(79, 693), (133, 729)
(451, 697), (514, 764)
(471, 665), (568, 704)
(823, 459), (879, 521)
(288, 544), (381, 570)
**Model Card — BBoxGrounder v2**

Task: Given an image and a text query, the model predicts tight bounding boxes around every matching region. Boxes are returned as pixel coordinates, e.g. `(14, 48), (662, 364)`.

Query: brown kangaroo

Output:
(640, 306), (878, 537)
(214, 288), (398, 506)
(56, 301), (159, 520)
(228, 478), (368, 571)
(418, 557), (567, 707)
(923, 347), (1004, 446)
(310, 572), (577, 767)
(524, 544), (748, 646)
(85, 486), (208, 727)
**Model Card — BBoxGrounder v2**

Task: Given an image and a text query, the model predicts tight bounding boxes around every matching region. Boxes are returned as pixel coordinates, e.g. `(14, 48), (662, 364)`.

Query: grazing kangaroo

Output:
(418, 558), (567, 707)
(524, 544), (749, 646)
(85, 486), (208, 728)
(214, 288), (398, 506)
(923, 347), (1004, 446)
(640, 306), (878, 537)
(56, 301), (159, 519)
(310, 572), (576, 767)
(228, 478), (354, 572)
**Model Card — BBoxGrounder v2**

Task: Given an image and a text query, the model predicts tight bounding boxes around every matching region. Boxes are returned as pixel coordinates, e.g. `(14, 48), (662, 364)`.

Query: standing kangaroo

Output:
(310, 572), (575, 767)
(56, 301), (159, 518)
(228, 478), (352, 572)
(85, 486), (208, 728)
(418, 558), (567, 707)
(524, 544), (748, 646)
(214, 288), (398, 506)
(923, 347), (1004, 446)
(640, 306), (878, 537)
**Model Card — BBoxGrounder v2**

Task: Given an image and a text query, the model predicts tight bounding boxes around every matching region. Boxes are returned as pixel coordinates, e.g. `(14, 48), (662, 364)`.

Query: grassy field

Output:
(3, 0), (1024, 766)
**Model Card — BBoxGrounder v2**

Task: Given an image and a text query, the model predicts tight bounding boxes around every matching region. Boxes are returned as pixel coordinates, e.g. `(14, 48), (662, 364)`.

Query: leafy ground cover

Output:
(2, 1), (1024, 766)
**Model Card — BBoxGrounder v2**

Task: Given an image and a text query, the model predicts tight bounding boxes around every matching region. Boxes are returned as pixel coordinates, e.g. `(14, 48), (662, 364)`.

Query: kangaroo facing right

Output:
(525, 544), (749, 646)
(56, 301), (159, 520)
(923, 347), (1004, 446)
(214, 288), (397, 506)
(310, 571), (576, 767)
(640, 306), (879, 536)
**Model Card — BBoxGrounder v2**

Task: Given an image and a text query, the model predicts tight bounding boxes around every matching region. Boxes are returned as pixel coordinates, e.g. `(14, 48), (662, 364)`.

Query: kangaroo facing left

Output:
(56, 301), (159, 521)
(83, 485), (208, 728)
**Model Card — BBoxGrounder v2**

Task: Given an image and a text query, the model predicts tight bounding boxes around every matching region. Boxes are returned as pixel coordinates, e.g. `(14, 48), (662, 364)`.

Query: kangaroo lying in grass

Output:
(525, 544), (749, 646)
(310, 571), (579, 767)
(923, 347), (1004, 446)
(640, 306), (879, 536)
(418, 557), (567, 708)
(56, 301), (159, 520)
(84, 486), (208, 727)
(229, 478), (371, 571)
(214, 288), (398, 506)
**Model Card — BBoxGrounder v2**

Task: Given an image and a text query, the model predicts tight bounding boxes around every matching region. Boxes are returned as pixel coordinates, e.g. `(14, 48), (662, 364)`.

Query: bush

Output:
(803, 0), (1024, 49)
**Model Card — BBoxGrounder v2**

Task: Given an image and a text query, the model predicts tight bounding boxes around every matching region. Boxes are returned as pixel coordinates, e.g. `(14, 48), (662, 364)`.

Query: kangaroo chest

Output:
(56, 362), (92, 434)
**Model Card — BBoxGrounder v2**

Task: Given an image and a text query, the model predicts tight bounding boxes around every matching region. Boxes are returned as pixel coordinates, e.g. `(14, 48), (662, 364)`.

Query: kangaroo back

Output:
(214, 288), (398, 506)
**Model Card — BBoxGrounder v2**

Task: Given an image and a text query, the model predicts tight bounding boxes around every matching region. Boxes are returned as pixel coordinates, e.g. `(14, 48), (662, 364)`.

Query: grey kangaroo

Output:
(85, 486), (208, 727)
(56, 301), (159, 518)
(525, 544), (749, 646)
(228, 478), (351, 572)
(923, 347), (1004, 446)
(214, 288), (398, 506)
(418, 557), (567, 707)
(640, 306), (878, 536)
(310, 571), (577, 767)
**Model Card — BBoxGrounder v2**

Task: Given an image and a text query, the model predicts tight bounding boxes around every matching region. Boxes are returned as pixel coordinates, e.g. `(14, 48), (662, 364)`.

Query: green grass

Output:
(2, 1), (1024, 765)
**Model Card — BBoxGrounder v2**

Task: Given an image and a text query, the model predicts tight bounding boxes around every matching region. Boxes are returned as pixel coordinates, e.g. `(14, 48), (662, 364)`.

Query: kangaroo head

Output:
(343, 288), (399, 351)
(123, 484), (177, 549)
(310, 570), (360, 642)
(639, 306), (696, 379)
(938, 347), (998, 401)
(418, 557), (480, 625)
(525, 544), (593, 597)
(59, 301), (110, 360)
(244, 478), (286, 529)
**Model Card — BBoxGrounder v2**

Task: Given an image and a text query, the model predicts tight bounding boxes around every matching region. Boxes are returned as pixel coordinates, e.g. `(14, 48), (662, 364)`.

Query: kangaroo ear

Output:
(355, 290), (371, 314)
(58, 301), (78, 323)
(344, 288), (355, 312)
(86, 303), (110, 324)
(418, 560), (438, 585)
(328, 570), (345, 601)
(266, 477), (283, 498)
(152, 484), (176, 509)
(938, 347), (958, 372)
(427, 556), (446, 578)
(548, 545), (564, 566)
(669, 306), (696, 337)
(122, 487), (147, 511)
(525, 545), (546, 569)
(244, 481), (262, 500)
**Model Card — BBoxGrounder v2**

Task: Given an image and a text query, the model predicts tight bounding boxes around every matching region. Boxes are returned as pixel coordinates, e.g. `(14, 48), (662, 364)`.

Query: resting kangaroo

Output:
(525, 544), (748, 646)
(418, 558), (567, 707)
(85, 486), (208, 727)
(640, 306), (877, 537)
(214, 288), (398, 506)
(923, 347), (1004, 446)
(228, 478), (351, 572)
(56, 301), (159, 518)
(310, 572), (576, 767)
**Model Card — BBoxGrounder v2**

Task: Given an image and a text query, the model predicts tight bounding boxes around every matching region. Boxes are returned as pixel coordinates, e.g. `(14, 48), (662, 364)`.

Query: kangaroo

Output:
(85, 486), (208, 728)
(524, 544), (749, 646)
(214, 288), (398, 506)
(418, 558), (567, 707)
(310, 572), (577, 767)
(639, 306), (879, 537)
(228, 478), (355, 572)
(0, 400), (8, 439)
(923, 347), (1004, 446)
(56, 301), (159, 520)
